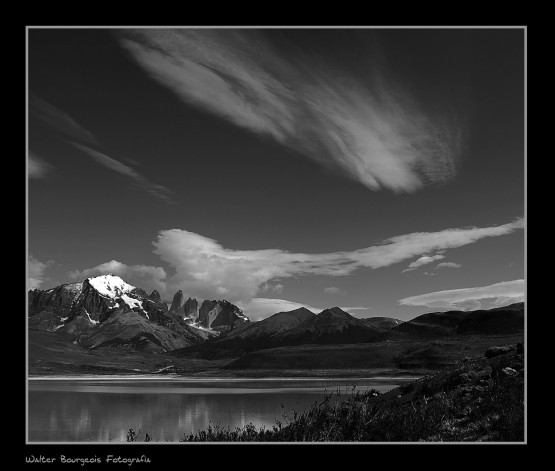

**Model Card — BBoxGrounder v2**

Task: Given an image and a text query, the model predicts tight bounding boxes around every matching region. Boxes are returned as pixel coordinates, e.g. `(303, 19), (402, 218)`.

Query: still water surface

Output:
(28, 376), (404, 442)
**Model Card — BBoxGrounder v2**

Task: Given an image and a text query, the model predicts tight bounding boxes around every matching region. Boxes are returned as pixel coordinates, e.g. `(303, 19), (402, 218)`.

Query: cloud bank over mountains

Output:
(66, 218), (524, 307)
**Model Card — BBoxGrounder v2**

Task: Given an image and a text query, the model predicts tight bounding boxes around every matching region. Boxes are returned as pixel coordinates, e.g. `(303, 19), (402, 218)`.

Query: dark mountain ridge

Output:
(28, 275), (524, 363)
(171, 306), (385, 359)
(170, 303), (524, 360)
(389, 303), (524, 339)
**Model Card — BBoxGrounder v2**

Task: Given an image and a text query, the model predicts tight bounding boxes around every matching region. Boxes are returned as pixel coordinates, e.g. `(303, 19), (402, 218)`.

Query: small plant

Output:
(126, 428), (140, 442)
(126, 428), (152, 442)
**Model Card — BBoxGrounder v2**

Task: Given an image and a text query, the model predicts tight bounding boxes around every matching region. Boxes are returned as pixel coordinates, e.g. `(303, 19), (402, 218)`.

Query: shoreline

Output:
(27, 368), (427, 381)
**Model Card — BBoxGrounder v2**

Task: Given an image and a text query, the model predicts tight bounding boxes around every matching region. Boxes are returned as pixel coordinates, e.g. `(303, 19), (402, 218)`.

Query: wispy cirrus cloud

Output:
(117, 29), (464, 193)
(29, 95), (175, 204)
(30, 94), (100, 146)
(69, 143), (175, 204)
(398, 279), (525, 311)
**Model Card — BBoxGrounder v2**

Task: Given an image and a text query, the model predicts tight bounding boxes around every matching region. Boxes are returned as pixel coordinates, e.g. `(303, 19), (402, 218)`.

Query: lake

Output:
(28, 376), (407, 442)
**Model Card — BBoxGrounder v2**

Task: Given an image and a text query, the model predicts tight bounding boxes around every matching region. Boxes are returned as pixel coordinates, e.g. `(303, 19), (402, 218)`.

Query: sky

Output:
(27, 27), (525, 321)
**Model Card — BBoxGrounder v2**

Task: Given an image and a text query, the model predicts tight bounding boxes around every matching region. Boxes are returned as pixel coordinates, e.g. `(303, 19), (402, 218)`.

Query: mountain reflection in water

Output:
(28, 377), (403, 442)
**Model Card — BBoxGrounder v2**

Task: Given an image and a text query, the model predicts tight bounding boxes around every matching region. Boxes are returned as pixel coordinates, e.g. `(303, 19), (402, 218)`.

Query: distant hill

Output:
(170, 307), (384, 359)
(389, 303), (524, 339)
(293, 307), (383, 344)
(227, 307), (316, 340)
(456, 303), (524, 336)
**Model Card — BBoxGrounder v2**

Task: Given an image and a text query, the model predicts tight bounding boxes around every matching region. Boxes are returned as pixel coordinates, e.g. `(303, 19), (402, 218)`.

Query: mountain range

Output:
(28, 275), (524, 361)
(27, 274), (248, 353)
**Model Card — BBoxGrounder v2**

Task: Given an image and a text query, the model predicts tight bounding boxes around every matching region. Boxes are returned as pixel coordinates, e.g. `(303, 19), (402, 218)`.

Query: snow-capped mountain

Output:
(29, 275), (150, 328)
(28, 275), (207, 352)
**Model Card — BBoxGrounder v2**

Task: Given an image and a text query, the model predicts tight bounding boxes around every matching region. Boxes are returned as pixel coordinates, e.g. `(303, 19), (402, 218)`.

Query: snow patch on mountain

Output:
(88, 275), (135, 298)
(120, 294), (143, 310)
(84, 309), (99, 325)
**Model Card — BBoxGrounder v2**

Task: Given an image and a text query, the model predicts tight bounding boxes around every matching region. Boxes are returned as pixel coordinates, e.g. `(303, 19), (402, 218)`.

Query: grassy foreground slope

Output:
(171, 343), (524, 442)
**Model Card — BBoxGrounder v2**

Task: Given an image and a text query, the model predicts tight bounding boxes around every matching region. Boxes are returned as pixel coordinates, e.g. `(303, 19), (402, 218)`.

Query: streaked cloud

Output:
(28, 152), (54, 179)
(30, 94), (99, 146)
(118, 29), (464, 193)
(436, 261), (462, 269)
(70, 143), (175, 204)
(29, 95), (175, 204)
(398, 279), (525, 311)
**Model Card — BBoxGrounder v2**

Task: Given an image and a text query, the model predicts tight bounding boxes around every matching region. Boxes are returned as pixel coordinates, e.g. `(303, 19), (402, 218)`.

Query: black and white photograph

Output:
(26, 26), (526, 446)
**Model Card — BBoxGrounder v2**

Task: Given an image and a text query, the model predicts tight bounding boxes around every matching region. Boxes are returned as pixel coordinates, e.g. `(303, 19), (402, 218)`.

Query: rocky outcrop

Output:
(169, 290), (185, 315)
(184, 297), (198, 319)
(199, 300), (218, 322)
(148, 290), (162, 303)
(198, 300), (249, 331)
(169, 292), (199, 320)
